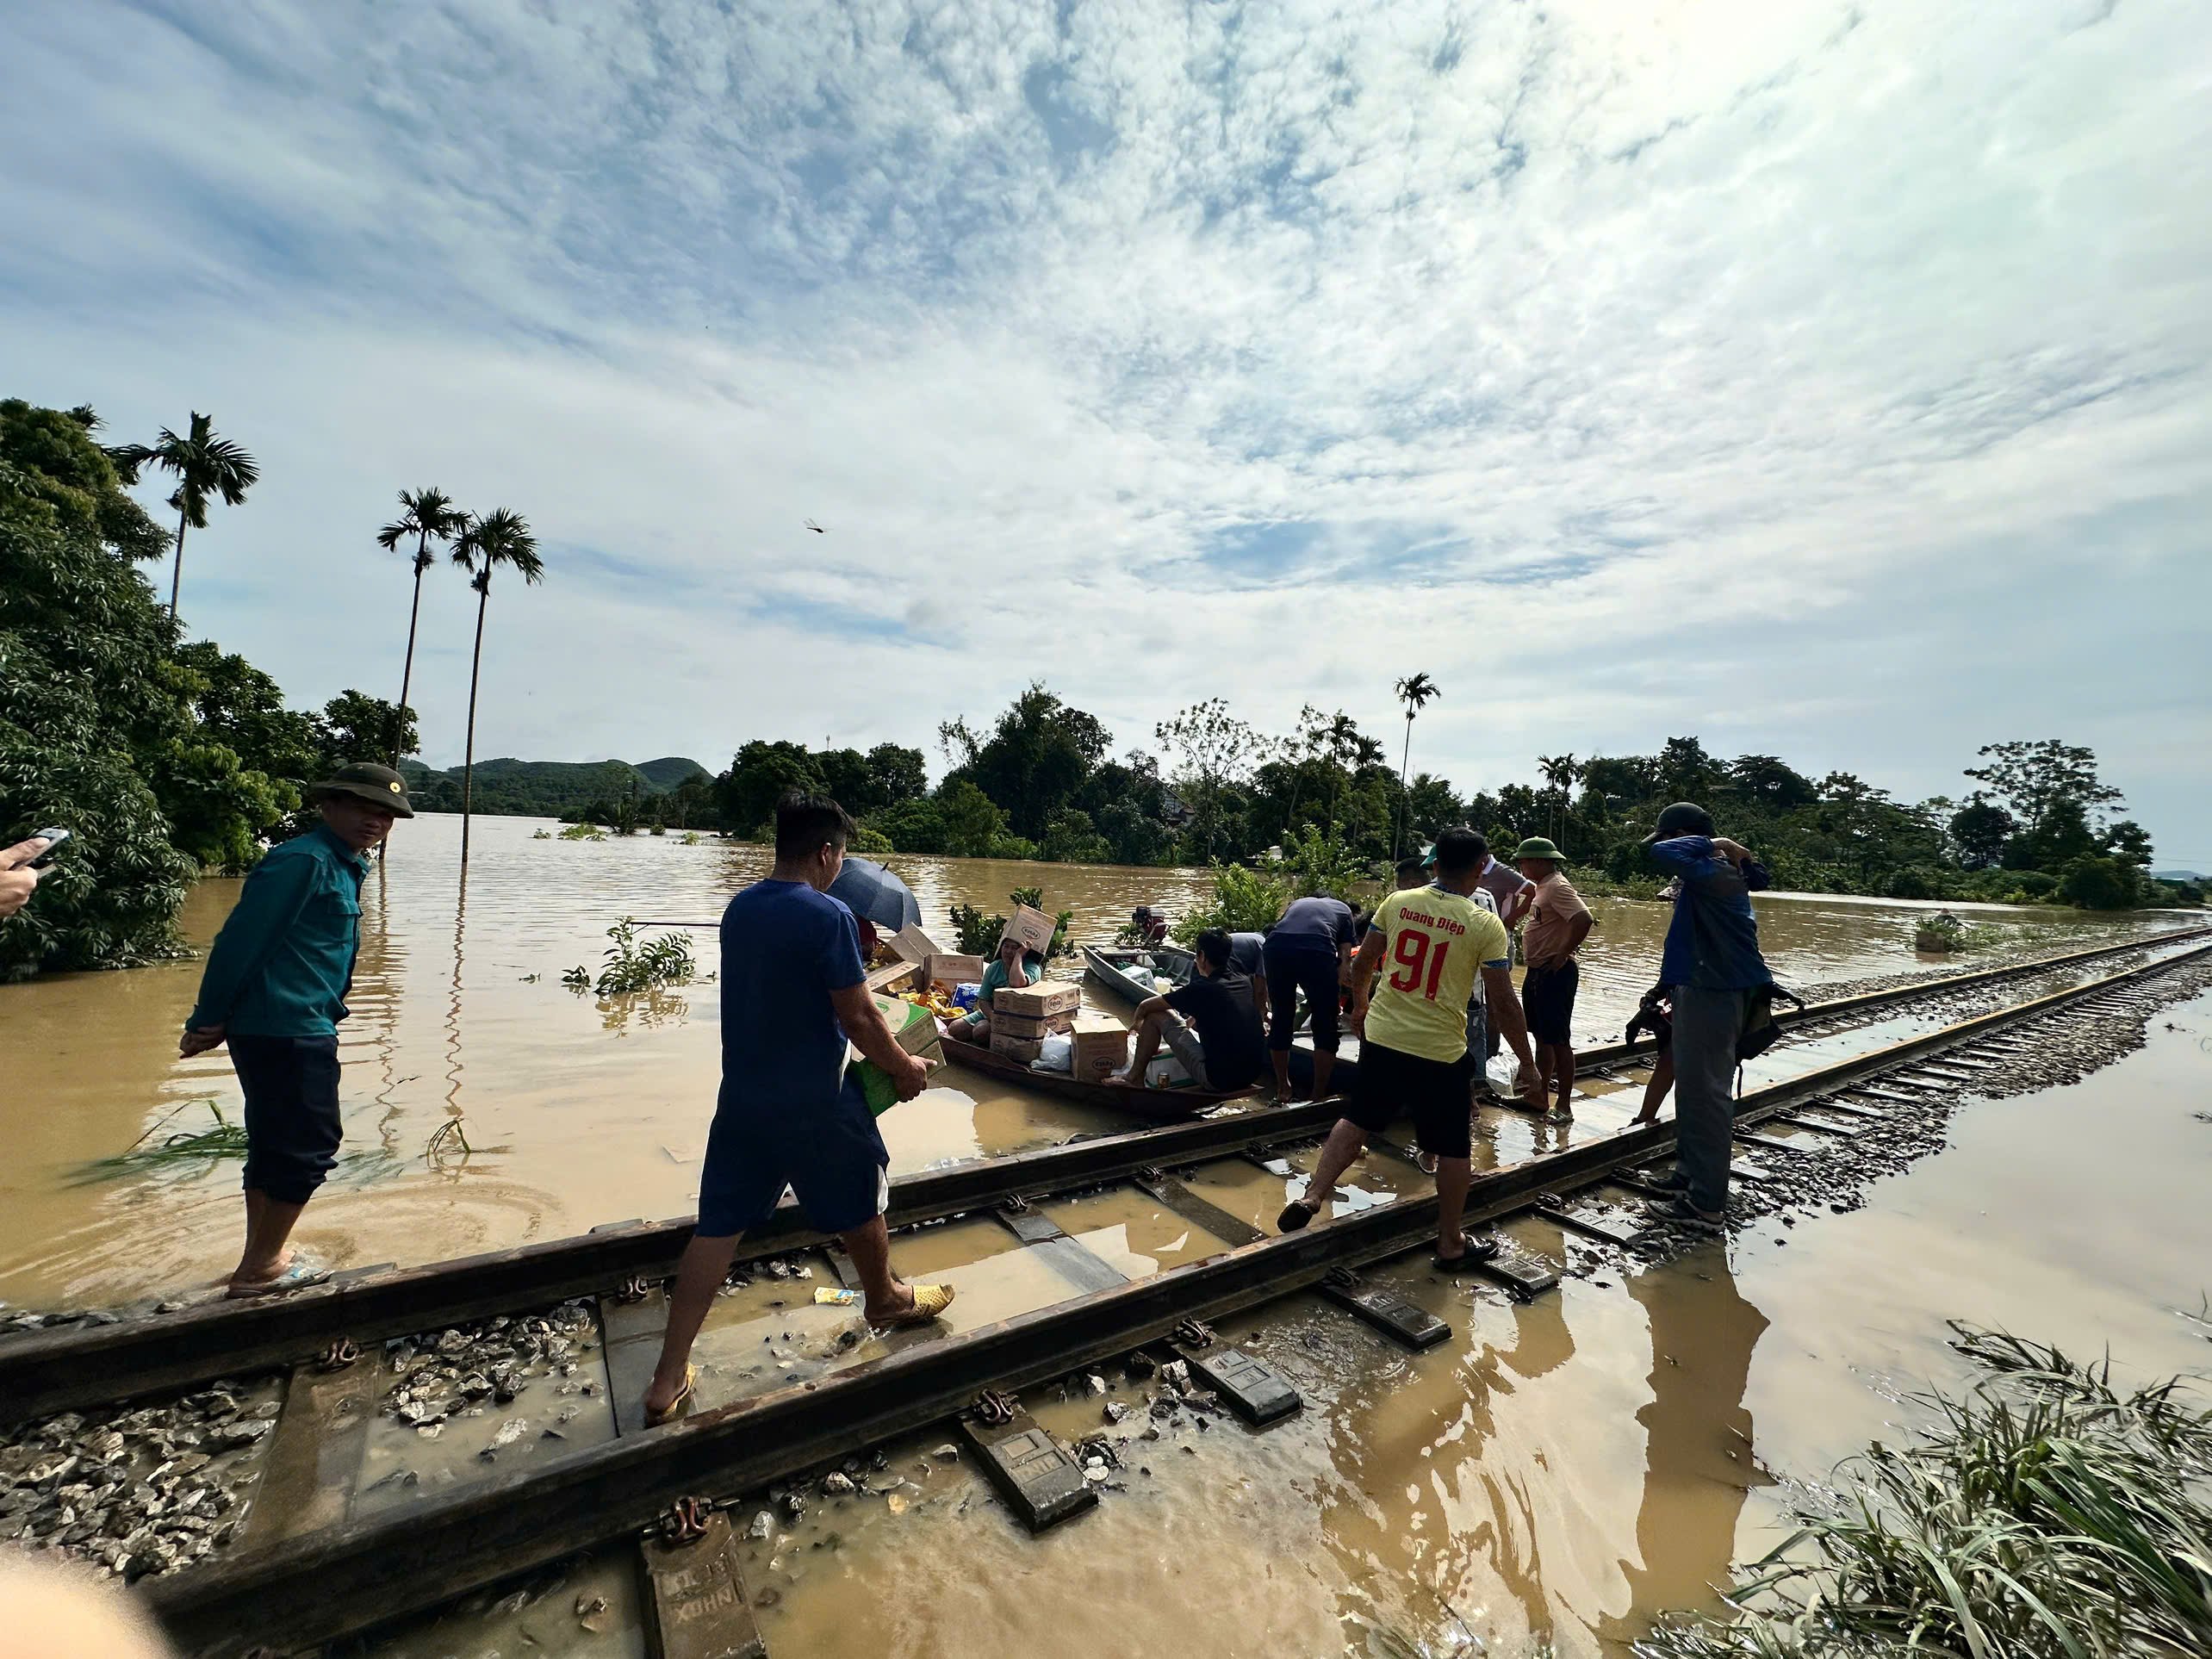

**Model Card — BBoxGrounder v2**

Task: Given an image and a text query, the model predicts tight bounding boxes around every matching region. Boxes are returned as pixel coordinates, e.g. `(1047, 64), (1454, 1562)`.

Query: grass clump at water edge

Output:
(1637, 1321), (2212, 1658)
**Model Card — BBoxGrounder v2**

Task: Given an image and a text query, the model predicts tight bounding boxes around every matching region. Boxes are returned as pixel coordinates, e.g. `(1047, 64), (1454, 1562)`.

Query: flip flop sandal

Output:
(873, 1282), (956, 1329)
(224, 1254), (331, 1300)
(1432, 1233), (1501, 1271)
(645, 1364), (698, 1427)
(1416, 1151), (1439, 1175)
(1276, 1198), (1318, 1233)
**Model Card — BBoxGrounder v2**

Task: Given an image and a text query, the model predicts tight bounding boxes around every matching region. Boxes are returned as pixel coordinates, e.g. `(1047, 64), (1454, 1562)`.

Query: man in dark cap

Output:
(180, 763), (412, 1296)
(1640, 801), (1771, 1230)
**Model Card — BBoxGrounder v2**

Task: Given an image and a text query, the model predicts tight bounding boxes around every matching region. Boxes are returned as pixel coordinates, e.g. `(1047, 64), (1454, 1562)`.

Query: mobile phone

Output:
(28, 828), (70, 867)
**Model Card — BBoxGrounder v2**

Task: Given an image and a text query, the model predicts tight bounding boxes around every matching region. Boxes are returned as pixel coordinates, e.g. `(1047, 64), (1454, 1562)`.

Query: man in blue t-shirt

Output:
(641, 792), (949, 1426)
(1638, 801), (1773, 1231)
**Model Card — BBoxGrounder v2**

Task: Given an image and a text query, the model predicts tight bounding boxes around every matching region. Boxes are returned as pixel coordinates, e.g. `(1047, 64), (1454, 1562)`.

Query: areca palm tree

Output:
(449, 509), (544, 865)
(376, 488), (466, 762)
(108, 411), (259, 620)
(1538, 752), (1579, 841)
(1393, 672), (1439, 859)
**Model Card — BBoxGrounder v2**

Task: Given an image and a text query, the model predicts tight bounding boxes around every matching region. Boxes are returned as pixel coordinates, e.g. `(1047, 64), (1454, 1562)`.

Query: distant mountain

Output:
(636, 756), (712, 791)
(400, 756), (710, 818)
(2151, 868), (2203, 883)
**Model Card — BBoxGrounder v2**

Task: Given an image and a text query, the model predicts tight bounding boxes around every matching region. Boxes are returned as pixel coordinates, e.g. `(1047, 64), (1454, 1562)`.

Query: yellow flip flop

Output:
(874, 1283), (955, 1329)
(644, 1364), (697, 1427)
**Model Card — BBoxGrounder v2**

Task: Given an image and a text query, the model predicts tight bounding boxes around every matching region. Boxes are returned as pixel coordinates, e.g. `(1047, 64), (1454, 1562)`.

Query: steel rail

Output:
(7, 921), (2201, 1422)
(140, 940), (2212, 1656)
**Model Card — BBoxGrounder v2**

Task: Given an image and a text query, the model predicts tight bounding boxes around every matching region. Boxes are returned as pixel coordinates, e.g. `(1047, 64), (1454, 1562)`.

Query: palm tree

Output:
(1322, 711), (1363, 840)
(1538, 753), (1579, 841)
(376, 488), (466, 762)
(1393, 672), (1439, 860)
(108, 412), (260, 621)
(449, 509), (544, 865)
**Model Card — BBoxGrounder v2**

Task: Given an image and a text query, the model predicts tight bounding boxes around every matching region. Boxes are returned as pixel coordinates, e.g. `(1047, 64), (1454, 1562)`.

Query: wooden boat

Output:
(1084, 944), (1364, 1090)
(936, 1031), (1255, 1121)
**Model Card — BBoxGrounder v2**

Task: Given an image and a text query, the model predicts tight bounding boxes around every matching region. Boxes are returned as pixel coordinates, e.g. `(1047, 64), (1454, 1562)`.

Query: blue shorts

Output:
(697, 1080), (891, 1237)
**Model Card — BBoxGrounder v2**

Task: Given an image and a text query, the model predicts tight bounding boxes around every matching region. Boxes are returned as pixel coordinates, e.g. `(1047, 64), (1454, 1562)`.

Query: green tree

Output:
(714, 740), (823, 836)
(934, 778), (1007, 858)
(1156, 698), (1257, 864)
(943, 683), (1109, 839)
(108, 410), (259, 622)
(1537, 752), (1578, 841)
(1948, 794), (2016, 869)
(315, 690), (417, 774)
(1040, 807), (1111, 863)
(1726, 754), (1818, 810)
(2103, 818), (2153, 870)
(449, 508), (544, 865)
(376, 488), (465, 761)
(2058, 853), (2137, 910)
(1393, 672), (1438, 861)
(1, 400), (199, 977)
(1964, 740), (2122, 833)
(1654, 735), (1722, 804)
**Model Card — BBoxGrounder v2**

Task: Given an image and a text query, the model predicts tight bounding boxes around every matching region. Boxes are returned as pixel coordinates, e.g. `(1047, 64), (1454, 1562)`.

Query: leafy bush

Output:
(1641, 1324), (2212, 1658)
(557, 822), (606, 842)
(1277, 823), (1364, 899)
(1171, 863), (1294, 944)
(848, 824), (893, 854)
(581, 917), (694, 996)
(986, 833), (1040, 861)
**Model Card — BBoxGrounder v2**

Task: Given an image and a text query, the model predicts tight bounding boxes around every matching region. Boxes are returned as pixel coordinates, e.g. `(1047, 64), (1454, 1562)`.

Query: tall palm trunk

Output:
(169, 508), (190, 620)
(1395, 714), (1414, 861)
(395, 529), (430, 765)
(460, 572), (489, 867)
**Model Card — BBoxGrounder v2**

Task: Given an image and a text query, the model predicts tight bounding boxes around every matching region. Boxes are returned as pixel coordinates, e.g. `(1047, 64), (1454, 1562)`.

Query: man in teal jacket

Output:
(181, 763), (412, 1296)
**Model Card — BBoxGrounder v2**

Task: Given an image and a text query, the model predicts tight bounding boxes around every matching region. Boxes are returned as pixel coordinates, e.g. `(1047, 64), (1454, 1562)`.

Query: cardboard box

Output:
(870, 993), (943, 1058)
(1068, 1020), (1128, 1082)
(990, 1029), (1046, 1064)
(922, 954), (985, 991)
(999, 904), (1056, 957)
(888, 925), (941, 965)
(991, 1008), (1074, 1041)
(995, 980), (1081, 1019)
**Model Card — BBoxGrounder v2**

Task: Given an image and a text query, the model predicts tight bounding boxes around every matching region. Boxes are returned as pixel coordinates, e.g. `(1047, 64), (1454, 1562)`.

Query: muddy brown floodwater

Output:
(1, 813), (2203, 1657)
(0, 811), (2167, 1307)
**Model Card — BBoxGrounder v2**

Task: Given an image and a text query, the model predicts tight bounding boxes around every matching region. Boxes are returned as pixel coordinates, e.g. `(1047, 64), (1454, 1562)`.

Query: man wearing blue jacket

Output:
(180, 763), (410, 1296)
(1640, 801), (1772, 1230)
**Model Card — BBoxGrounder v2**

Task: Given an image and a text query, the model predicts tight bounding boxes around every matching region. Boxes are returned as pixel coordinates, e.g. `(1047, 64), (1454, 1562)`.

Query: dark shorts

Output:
(1523, 960), (1580, 1046)
(229, 1034), (344, 1205)
(1263, 939), (1340, 1053)
(1345, 1040), (1472, 1160)
(698, 1081), (890, 1237)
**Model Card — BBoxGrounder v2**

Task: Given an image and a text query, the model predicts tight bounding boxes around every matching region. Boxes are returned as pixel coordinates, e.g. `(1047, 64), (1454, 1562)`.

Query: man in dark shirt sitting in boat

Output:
(1110, 929), (1265, 1094)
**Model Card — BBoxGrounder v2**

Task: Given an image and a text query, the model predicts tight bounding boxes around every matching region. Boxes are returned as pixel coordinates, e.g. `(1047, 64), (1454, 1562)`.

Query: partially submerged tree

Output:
(376, 488), (466, 761)
(449, 508), (544, 866)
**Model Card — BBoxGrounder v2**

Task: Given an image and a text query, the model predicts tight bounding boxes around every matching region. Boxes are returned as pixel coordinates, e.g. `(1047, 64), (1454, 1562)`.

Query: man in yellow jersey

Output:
(1277, 827), (1538, 1267)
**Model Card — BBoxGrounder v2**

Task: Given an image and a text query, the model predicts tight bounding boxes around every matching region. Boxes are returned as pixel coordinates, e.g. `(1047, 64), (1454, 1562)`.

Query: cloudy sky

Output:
(6, 1), (2208, 861)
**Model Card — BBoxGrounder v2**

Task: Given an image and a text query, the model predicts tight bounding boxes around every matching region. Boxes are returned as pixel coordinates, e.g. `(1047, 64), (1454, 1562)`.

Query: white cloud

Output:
(3, 0), (2208, 857)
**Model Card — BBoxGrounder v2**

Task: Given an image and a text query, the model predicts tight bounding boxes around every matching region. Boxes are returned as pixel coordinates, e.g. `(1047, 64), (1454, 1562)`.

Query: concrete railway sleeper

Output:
(96, 940), (2208, 1656)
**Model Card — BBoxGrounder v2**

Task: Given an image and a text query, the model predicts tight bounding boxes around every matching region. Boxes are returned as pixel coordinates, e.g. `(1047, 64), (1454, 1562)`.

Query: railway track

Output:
(2, 929), (2206, 1656)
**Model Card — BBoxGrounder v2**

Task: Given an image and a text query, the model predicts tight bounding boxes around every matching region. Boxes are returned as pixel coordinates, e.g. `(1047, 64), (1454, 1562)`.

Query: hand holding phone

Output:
(0, 834), (56, 920)
(27, 828), (70, 868)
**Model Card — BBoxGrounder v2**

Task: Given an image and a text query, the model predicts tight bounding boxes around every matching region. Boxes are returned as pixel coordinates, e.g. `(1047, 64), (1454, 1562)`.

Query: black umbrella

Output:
(829, 856), (923, 932)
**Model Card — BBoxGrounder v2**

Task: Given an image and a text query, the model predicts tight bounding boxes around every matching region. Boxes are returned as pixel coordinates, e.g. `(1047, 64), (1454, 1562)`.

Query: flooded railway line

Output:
(3, 929), (2209, 1657)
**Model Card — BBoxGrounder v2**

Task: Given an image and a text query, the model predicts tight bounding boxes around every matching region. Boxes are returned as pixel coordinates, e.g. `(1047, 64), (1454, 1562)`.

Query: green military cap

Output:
(309, 761), (415, 817)
(1513, 836), (1567, 861)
